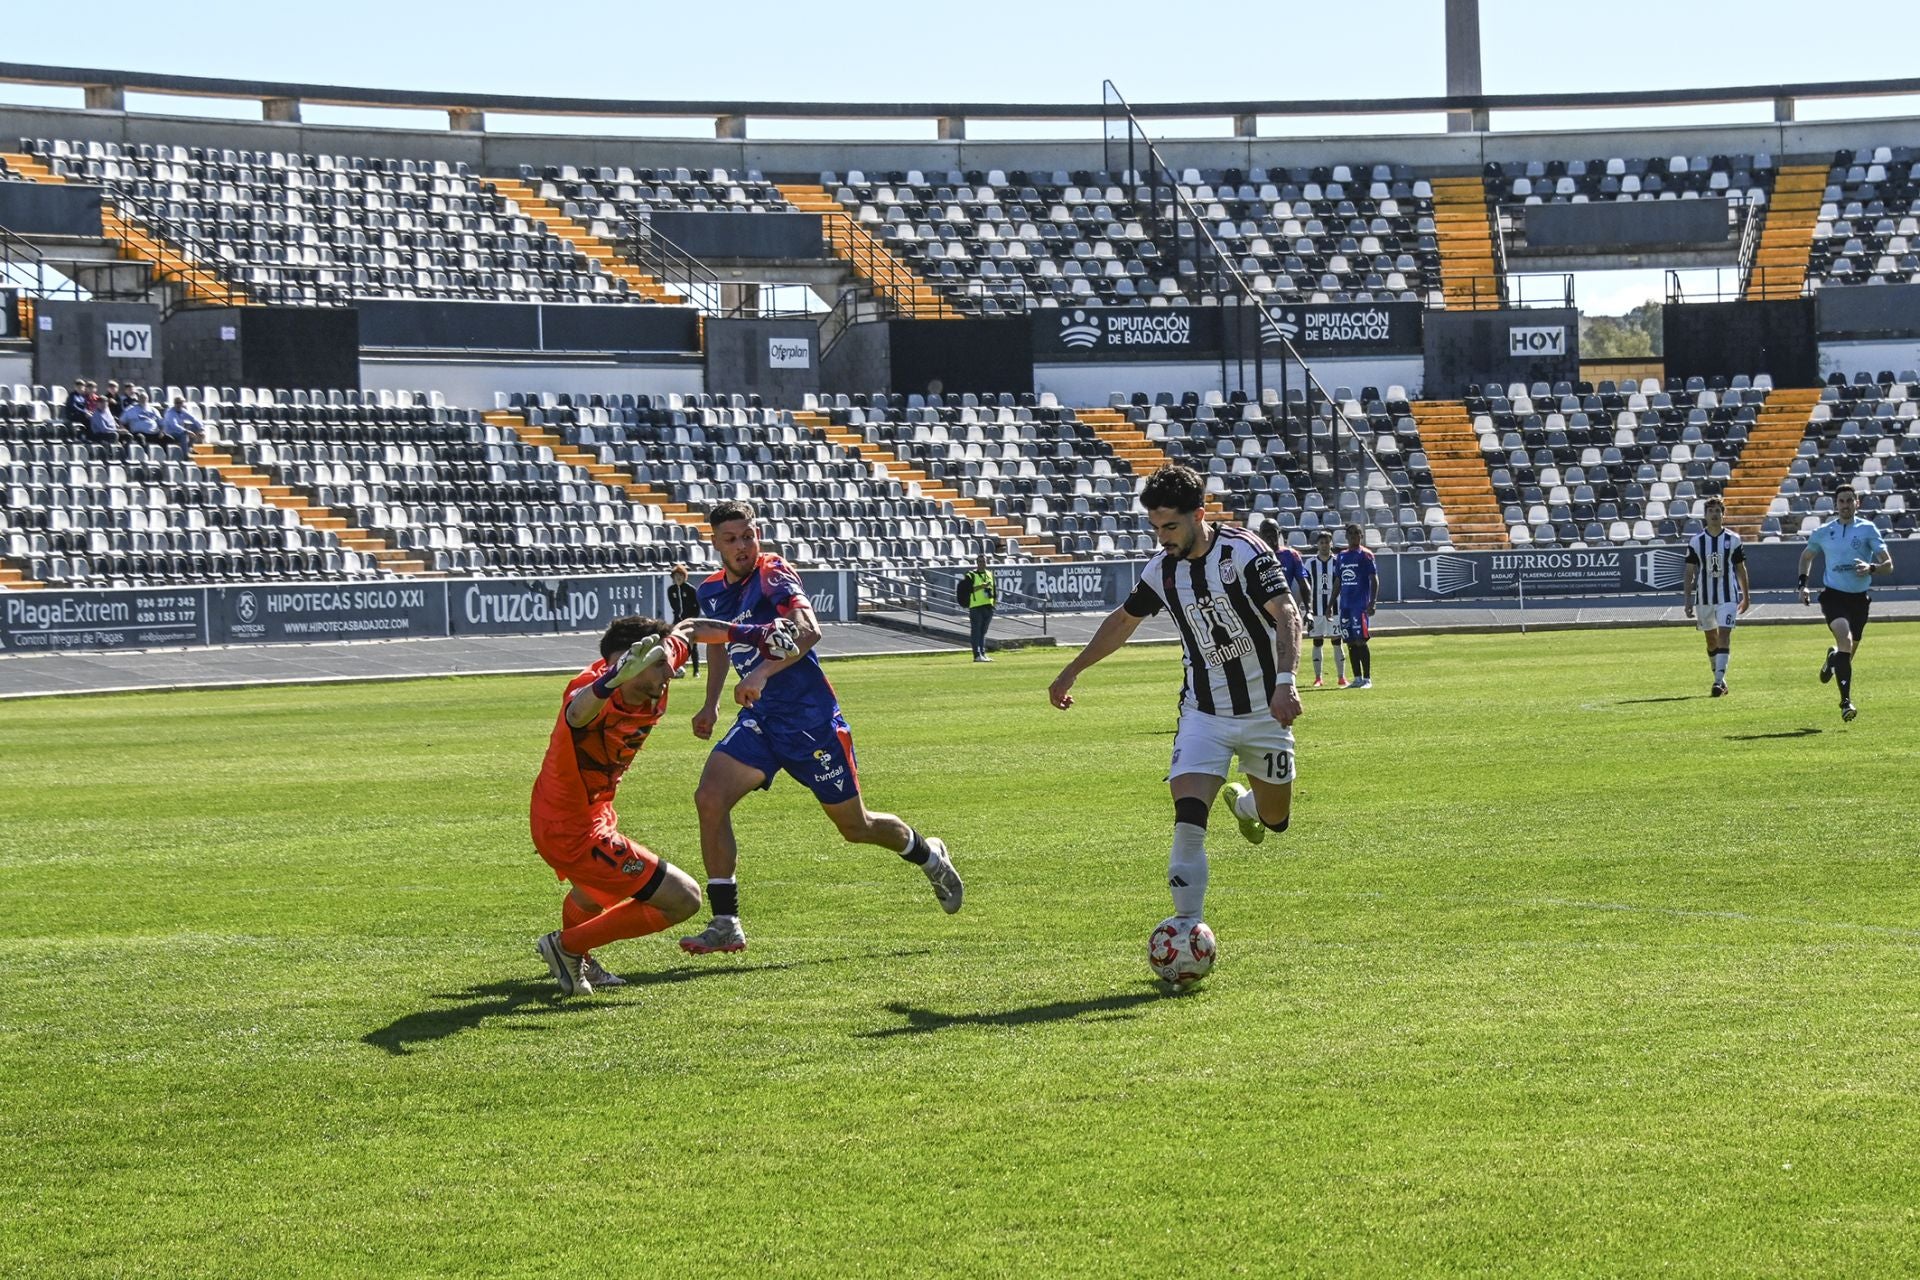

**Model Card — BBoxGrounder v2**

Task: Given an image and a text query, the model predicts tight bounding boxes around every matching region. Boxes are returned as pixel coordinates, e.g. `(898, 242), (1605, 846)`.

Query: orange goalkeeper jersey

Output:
(529, 637), (686, 848)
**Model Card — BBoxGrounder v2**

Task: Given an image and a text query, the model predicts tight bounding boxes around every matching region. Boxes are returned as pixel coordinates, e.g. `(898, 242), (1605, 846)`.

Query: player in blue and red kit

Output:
(678, 500), (964, 954)
(1256, 519), (1311, 614)
(1333, 522), (1380, 689)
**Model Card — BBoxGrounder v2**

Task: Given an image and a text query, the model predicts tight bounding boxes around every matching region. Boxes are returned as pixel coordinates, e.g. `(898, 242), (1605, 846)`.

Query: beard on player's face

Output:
(714, 522), (758, 574)
(1151, 509), (1200, 558)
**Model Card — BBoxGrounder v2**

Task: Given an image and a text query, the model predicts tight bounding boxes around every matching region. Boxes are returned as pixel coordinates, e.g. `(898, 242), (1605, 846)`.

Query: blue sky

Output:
(3, 0), (1912, 313)
(2, 0), (1907, 132)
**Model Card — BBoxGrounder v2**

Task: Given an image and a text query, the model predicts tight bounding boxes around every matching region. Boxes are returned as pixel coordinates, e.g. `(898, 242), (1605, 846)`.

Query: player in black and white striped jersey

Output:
(1049, 465), (1304, 933)
(1683, 496), (1751, 697)
(1302, 530), (1347, 688)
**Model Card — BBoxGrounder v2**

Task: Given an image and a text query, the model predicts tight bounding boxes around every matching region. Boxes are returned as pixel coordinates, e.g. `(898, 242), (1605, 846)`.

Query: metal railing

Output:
(862, 566), (1052, 641)
(1490, 194), (1513, 307)
(1453, 271), (1573, 309)
(623, 220), (732, 315)
(0, 219), (91, 301)
(1734, 196), (1766, 295)
(102, 187), (248, 318)
(819, 286), (883, 359)
(813, 211), (964, 357)
(830, 217), (963, 315)
(7, 60), (1920, 136)
(1102, 79), (1412, 522)
(1666, 265), (1804, 304)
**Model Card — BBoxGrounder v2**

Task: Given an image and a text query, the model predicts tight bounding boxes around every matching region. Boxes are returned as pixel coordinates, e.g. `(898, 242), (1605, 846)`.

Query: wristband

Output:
(1274, 672), (1296, 686)
(589, 668), (620, 698)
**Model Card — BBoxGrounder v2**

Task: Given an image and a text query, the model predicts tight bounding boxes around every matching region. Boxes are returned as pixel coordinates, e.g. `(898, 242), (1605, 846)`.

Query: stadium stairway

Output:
(789, 409), (1064, 559)
(1075, 406), (1232, 524)
(485, 177), (682, 303)
(189, 443), (427, 574)
(1430, 177), (1501, 311)
(1410, 400), (1506, 547)
(0, 151), (249, 308)
(479, 409), (710, 533)
(1744, 164), (1827, 301)
(1720, 386), (1824, 536)
(775, 183), (958, 316)
(0, 556), (45, 589)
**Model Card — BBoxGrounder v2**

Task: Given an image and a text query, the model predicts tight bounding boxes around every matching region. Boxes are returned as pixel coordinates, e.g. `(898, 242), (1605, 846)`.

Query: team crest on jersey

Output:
(621, 857), (650, 875)
(1221, 558), (1239, 584)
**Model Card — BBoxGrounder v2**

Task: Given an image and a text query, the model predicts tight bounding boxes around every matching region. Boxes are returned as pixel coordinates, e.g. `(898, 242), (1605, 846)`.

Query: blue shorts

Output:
(714, 708), (860, 805)
(1338, 609), (1371, 643)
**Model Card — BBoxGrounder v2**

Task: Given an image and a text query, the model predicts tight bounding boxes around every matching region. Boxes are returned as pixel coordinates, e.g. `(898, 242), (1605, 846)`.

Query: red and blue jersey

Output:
(1333, 546), (1377, 612)
(1271, 544), (1309, 599)
(697, 553), (840, 729)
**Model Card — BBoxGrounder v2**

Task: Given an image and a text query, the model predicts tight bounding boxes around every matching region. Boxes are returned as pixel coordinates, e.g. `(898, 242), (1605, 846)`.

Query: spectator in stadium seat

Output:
(119, 390), (165, 442)
(161, 396), (206, 451)
(667, 565), (701, 675)
(85, 395), (122, 442)
(957, 553), (997, 662)
(103, 380), (127, 414)
(65, 380), (93, 433)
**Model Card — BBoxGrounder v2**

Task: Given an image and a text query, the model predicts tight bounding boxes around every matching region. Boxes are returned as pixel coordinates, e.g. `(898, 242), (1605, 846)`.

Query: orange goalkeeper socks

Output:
(562, 893), (602, 932)
(560, 900), (671, 954)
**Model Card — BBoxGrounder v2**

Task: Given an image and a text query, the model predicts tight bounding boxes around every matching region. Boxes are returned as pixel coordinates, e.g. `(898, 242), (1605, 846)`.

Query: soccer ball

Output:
(1147, 917), (1216, 987)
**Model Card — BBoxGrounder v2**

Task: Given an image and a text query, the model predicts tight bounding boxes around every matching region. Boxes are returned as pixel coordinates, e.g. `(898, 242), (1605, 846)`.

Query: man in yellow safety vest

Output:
(957, 553), (998, 662)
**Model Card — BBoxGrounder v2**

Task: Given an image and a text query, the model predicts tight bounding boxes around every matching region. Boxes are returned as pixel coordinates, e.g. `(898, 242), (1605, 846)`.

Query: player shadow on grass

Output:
(1725, 727), (1823, 741)
(361, 979), (610, 1055)
(1613, 695), (1701, 705)
(859, 988), (1165, 1039)
(364, 949), (936, 1055)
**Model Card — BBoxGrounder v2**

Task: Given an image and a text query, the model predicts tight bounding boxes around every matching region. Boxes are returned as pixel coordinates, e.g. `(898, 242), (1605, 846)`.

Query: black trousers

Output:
(969, 605), (994, 656)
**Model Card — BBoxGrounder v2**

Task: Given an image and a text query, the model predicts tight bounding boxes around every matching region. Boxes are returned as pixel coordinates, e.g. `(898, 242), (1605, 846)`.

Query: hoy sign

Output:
(1508, 326), (1567, 357)
(106, 322), (154, 359)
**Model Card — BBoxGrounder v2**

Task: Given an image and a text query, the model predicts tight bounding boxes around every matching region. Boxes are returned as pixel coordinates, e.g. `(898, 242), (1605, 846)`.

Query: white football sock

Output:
(1233, 786), (1260, 822)
(1168, 823), (1208, 918)
(1334, 645), (1346, 680)
(1312, 646), (1323, 680)
(1713, 650), (1729, 681)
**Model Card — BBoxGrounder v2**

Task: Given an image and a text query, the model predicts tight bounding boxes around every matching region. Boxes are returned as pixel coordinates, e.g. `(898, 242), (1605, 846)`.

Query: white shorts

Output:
(1694, 602), (1740, 632)
(1169, 708), (1297, 785)
(1308, 614), (1344, 641)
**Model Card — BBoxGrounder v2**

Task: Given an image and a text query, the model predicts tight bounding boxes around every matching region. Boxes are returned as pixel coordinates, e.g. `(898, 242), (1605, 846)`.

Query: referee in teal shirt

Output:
(1797, 484), (1894, 722)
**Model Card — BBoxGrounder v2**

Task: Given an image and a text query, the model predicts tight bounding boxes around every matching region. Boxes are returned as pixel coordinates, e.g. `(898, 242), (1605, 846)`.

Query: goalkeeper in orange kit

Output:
(528, 612), (798, 995)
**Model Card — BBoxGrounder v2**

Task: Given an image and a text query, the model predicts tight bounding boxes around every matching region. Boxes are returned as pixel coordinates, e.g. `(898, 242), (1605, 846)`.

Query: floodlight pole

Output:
(1445, 0), (1488, 133)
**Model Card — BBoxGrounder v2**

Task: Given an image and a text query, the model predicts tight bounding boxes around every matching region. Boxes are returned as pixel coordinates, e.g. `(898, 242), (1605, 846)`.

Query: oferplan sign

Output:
(768, 336), (813, 369)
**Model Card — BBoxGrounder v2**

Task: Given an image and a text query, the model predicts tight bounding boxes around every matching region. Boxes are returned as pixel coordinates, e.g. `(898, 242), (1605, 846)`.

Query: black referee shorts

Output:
(1819, 587), (1872, 640)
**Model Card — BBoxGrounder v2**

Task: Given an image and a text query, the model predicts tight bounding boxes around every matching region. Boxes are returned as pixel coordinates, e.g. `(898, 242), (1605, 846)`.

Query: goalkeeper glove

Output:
(764, 617), (802, 660)
(728, 618), (803, 660)
(590, 635), (669, 698)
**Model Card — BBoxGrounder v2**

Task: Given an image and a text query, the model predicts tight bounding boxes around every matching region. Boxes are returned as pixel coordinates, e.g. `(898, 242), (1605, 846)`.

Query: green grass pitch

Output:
(3, 624), (1918, 1276)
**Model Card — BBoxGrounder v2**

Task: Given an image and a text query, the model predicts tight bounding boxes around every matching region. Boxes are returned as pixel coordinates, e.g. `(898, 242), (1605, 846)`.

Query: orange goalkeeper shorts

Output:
(535, 828), (664, 905)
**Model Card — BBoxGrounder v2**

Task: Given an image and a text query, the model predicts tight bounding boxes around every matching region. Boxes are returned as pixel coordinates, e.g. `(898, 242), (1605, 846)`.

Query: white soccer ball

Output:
(1147, 917), (1216, 987)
